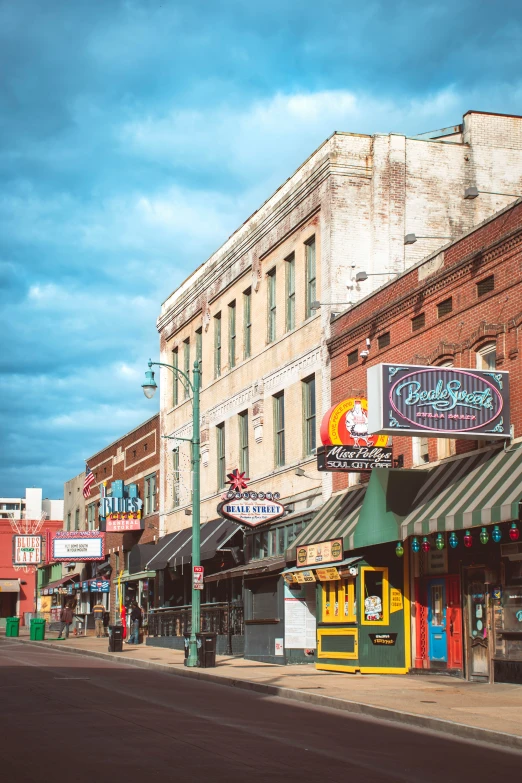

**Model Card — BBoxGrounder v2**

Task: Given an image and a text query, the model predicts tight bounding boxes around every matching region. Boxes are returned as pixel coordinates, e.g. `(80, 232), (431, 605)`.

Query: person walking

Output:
(126, 602), (141, 644)
(93, 600), (105, 638)
(58, 603), (74, 639)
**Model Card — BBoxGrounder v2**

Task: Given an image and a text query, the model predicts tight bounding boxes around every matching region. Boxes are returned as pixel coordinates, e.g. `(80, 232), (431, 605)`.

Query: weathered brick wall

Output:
(329, 199), (522, 492)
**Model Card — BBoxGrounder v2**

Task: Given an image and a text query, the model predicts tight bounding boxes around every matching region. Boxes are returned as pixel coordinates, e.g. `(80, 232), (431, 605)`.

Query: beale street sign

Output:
(317, 444), (393, 472)
(368, 363), (510, 440)
(217, 468), (285, 528)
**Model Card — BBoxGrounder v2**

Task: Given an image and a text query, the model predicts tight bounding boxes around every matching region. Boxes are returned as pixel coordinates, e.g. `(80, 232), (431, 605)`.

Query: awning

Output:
(146, 518), (241, 570)
(287, 486), (366, 559)
(283, 556), (362, 574)
(0, 579), (20, 593)
(205, 557), (286, 583)
(401, 441), (522, 537)
(45, 573), (80, 590)
(120, 570), (156, 583)
(129, 543), (158, 574)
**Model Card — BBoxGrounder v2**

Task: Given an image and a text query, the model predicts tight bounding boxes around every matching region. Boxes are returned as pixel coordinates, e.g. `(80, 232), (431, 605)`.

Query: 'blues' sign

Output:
(368, 364), (510, 440)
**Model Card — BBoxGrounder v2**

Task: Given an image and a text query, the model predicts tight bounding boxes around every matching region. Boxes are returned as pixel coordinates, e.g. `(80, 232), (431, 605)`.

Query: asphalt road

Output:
(0, 640), (520, 783)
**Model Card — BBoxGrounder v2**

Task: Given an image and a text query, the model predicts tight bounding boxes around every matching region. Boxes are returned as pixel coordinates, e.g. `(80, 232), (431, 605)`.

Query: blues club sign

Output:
(368, 364), (510, 440)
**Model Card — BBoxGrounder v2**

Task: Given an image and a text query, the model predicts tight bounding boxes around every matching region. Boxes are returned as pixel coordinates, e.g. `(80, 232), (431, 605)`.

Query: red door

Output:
(446, 575), (463, 670)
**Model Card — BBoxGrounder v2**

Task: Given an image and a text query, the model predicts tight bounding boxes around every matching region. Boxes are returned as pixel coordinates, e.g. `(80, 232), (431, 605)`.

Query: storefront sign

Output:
(89, 580), (110, 593)
(368, 364), (510, 440)
(0, 579), (19, 592)
(294, 570), (316, 583)
(12, 535), (43, 565)
(52, 532), (105, 561)
(82, 581), (89, 591)
(193, 565), (204, 590)
(390, 589), (403, 613)
(369, 633), (398, 646)
(296, 538), (343, 567)
(317, 444), (393, 472)
(105, 516), (143, 532)
(218, 494), (284, 528)
(425, 546), (448, 575)
(315, 567), (341, 581)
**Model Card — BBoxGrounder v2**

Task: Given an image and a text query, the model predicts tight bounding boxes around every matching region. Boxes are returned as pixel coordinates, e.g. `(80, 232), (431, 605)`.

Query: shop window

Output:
(361, 566), (389, 625)
(252, 582), (278, 620)
(322, 578), (356, 623)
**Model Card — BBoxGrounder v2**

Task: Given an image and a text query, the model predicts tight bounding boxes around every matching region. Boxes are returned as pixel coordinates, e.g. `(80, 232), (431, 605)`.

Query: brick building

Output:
(297, 198), (522, 681)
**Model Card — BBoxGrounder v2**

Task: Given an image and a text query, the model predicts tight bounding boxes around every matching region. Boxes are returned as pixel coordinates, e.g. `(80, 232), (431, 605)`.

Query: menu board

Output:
(284, 583), (316, 649)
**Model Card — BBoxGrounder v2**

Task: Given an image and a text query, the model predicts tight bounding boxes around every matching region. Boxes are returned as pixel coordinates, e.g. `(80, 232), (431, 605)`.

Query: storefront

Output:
(401, 439), (522, 683)
(0, 579), (20, 623)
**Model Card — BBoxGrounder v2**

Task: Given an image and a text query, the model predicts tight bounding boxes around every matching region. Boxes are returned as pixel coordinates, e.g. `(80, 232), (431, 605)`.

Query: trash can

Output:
(30, 618), (46, 641)
(5, 617), (20, 638)
(196, 632), (217, 668)
(108, 624), (123, 652)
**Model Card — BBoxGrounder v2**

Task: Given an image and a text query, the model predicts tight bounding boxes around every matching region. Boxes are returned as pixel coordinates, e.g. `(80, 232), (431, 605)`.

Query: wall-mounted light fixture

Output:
(355, 271), (400, 283)
(464, 186), (521, 200)
(294, 467), (321, 481)
(404, 233), (453, 245)
(310, 300), (350, 311)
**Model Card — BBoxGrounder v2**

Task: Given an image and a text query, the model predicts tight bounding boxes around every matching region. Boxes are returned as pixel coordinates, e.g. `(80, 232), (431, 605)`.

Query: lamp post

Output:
(142, 358), (201, 668)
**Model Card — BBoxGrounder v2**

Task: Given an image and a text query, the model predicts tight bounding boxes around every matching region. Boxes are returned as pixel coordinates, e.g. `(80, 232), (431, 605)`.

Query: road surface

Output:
(0, 640), (519, 782)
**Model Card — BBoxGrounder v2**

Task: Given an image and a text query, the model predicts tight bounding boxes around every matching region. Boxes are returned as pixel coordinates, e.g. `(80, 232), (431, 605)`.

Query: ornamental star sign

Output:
(225, 468), (250, 492)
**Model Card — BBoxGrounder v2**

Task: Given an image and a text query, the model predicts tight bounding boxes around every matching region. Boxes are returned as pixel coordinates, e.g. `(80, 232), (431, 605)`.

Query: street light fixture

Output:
(310, 300), (350, 310)
(404, 233), (453, 245)
(464, 186), (521, 200)
(355, 271), (400, 283)
(142, 358), (201, 668)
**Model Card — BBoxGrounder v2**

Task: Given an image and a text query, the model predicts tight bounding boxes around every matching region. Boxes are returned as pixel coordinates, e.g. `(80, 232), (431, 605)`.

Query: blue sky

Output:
(1, 0), (522, 500)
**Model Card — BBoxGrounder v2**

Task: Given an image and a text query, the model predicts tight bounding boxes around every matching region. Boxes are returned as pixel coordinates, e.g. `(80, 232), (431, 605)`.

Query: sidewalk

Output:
(4, 629), (522, 751)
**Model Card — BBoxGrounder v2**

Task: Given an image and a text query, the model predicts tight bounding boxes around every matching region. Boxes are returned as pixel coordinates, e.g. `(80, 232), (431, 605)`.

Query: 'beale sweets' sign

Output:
(368, 364), (510, 440)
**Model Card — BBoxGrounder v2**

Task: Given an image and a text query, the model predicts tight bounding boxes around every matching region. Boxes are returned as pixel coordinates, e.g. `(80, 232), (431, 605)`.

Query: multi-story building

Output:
(290, 197), (522, 681)
(0, 488), (63, 522)
(63, 473), (85, 533)
(154, 111), (522, 662)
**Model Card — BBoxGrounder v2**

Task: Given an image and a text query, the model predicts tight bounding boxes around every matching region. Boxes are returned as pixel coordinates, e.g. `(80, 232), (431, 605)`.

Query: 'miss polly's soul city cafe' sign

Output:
(368, 364), (510, 440)
(318, 397), (393, 471)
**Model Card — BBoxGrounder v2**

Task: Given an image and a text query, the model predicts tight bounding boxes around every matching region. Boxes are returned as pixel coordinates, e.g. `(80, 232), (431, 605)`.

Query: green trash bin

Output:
(5, 617), (20, 638)
(30, 618), (46, 641)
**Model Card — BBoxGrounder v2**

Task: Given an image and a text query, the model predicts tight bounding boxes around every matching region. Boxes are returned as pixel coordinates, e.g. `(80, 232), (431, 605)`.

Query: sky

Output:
(1, 0), (522, 500)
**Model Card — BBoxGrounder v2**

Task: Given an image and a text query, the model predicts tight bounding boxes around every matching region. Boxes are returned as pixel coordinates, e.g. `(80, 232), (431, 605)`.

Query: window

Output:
(67, 512), (71, 531)
(239, 411), (249, 477)
(302, 375), (316, 456)
(361, 566), (389, 625)
(267, 268), (276, 343)
(87, 503), (96, 530)
(172, 348), (179, 406)
(477, 275), (494, 297)
(144, 473), (156, 515)
(214, 313), (222, 378)
(251, 581), (278, 620)
(435, 360), (456, 460)
(411, 313), (425, 331)
(183, 339), (190, 399)
(412, 436), (429, 466)
(437, 297), (453, 318)
(243, 289), (252, 359)
(216, 423), (226, 489)
(228, 301), (236, 369)
(195, 328), (202, 388)
(285, 253), (295, 331)
(476, 342), (496, 370)
(322, 578), (356, 622)
(378, 332), (390, 349)
(172, 450), (180, 508)
(74, 508), (79, 531)
(348, 349), (358, 366)
(305, 236), (316, 319)
(273, 392), (285, 467)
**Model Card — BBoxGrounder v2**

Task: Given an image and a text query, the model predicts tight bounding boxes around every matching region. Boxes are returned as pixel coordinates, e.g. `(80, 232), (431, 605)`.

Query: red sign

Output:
(320, 397), (388, 448)
(106, 516), (142, 532)
(193, 566), (204, 590)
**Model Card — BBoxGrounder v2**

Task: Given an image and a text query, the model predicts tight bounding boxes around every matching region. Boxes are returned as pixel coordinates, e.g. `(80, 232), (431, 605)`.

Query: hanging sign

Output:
(319, 398), (390, 472)
(193, 566), (204, 590)
(315, 567), (341, 581)
(317, 445), (393, 472)
(294, 570), (316, 583)
(367, 364), (510, 440)
(12, 535), (43, 565)
(217, 469), (285, 528)
(296, 538), (343, 567)
(52, 532), (105, 561)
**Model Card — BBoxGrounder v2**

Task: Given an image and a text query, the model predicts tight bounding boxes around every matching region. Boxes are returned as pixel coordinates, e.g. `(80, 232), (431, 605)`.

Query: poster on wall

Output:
(284, 582), (316, 649)
(368, 363), (510, 440)
(319, 397), (391, 471)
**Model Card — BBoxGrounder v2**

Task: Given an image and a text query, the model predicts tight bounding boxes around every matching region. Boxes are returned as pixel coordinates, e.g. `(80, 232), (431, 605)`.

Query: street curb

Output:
(6, 637), (522, 752)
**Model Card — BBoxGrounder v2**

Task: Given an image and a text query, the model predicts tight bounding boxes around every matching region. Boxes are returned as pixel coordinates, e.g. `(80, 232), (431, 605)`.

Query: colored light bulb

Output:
(395, 541), (404, 558)
(509, 523), (520, 541)
(492, 525), (502, 543)
(480, 527), (489, 545)
(436, 533), (445, 550)
(449, 532), (458, 549)
(464, 531), (473, 548)
(411, 537), (420, 553)
(421, 536), (431, 553)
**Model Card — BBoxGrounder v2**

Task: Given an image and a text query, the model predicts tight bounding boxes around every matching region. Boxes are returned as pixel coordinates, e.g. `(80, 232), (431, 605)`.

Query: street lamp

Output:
(355, 271), (400, 282)
(142, 358), (201, 668)
(464, 186), (521, 200)
(404, 233), (453, 245)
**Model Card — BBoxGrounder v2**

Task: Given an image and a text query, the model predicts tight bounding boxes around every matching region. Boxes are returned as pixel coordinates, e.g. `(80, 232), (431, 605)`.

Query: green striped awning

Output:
(287, 486), (366, 559)
(401, 441), (522, 537)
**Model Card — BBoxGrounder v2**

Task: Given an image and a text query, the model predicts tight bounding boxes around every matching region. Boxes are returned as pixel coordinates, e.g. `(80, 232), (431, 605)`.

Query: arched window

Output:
(476, 342), (496, 370)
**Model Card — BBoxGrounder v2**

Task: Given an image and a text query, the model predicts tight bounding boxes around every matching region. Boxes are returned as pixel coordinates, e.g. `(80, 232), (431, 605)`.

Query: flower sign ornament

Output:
(367, 364), (510, 440)
(218, 469), (285, 528)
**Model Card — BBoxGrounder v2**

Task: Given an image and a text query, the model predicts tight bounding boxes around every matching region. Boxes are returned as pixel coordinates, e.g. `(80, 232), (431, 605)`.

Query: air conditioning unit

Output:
(500, 542), (522, 561)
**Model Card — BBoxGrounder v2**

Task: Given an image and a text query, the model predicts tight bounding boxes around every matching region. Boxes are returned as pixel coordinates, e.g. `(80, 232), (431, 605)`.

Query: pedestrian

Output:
(58, 602), (74, 639)
(103, 610), (110, 637)
(126, 601), (141, 644)
(93, 600), (105, 638)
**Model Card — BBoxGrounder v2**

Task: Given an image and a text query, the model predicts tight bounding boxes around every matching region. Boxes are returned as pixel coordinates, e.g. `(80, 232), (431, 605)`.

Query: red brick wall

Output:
(329, 201), (522, 492)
